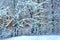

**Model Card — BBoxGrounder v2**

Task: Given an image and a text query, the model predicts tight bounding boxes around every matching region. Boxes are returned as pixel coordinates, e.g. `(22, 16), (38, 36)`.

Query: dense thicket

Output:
(0, 0), (60, 38)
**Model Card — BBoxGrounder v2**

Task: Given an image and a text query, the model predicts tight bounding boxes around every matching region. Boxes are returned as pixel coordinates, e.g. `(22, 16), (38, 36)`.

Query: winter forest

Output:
(0, 0), (60, 38)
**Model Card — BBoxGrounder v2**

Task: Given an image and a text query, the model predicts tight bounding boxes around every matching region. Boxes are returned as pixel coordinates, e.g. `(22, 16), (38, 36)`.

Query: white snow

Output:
(1, 36), (60, 40)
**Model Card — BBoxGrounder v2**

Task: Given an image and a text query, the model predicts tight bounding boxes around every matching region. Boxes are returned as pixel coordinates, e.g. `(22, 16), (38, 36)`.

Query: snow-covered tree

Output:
(0, 0), (60, 38)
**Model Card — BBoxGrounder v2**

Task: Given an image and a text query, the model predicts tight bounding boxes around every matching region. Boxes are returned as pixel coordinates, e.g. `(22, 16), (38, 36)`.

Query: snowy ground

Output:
(0, 36), (60, 40)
